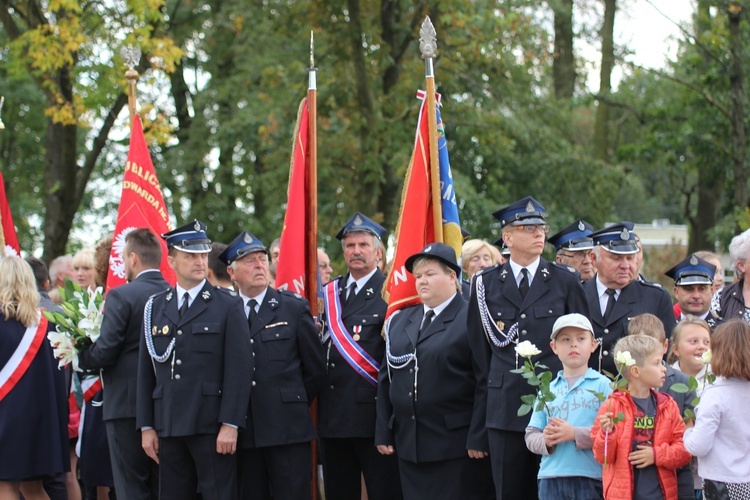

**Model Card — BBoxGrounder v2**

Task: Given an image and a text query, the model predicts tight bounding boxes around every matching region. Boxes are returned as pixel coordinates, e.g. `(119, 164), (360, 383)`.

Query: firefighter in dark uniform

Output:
(584, 222), (676, 375)
(547, 219), (596, 282)
(217, 231), (326, 500)
(136, 220), (253, 500)
(666, 253), (722, 330)
(467, 196), (589, 499)
(318, 212), (402, 500)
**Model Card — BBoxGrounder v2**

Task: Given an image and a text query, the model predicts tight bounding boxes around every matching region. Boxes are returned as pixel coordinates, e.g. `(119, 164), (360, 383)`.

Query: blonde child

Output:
(684, 320), (750, 499)
(668, 316), (712, 395)
(628, 314), (696, 500)
(592, 335), (691, 499)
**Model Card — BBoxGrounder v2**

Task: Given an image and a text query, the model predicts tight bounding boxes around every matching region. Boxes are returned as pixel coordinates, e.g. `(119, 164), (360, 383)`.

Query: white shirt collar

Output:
(240, 287), (268, 313)
(346, 267), (378, 295)
(508, 257), (540, 285)
(423, 292), (457, 318)
(176, 280), (206, 307)
(595, 276), (621, 298)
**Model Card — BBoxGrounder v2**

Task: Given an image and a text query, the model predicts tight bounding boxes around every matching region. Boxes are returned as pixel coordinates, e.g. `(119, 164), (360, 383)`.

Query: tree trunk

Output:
(552, 0), (576, 99)
(593, 0), (616, 161)
(728, 2), (747, 216)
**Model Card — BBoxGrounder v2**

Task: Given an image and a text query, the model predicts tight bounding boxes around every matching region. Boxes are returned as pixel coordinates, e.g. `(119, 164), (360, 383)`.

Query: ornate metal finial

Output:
(0, 97), (5, 131)
(310, 31), (315, 69)
(419, 16), (437, 59)
(121, 45), (141, 70)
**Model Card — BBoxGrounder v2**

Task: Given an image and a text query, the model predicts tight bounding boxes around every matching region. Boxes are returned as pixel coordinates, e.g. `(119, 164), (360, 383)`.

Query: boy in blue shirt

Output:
(525, 313), (612, 500)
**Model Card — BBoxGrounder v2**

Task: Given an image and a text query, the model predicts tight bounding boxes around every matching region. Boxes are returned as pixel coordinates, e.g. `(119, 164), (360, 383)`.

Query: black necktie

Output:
(603, 288), (617, 321)
(519, 268), (529, 299)
(345, 282), (357, 305)
(179, 292), (190, 318)
(247, 299), (258, 329)
(419, 310), (435, 338)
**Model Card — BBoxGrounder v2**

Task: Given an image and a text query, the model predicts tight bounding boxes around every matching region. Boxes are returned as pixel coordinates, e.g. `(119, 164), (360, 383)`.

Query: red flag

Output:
(0, 171), (21, 257)
(383, 97), (436, 317)
(275, 98), (311, 297)
(105, 115), (175, 292)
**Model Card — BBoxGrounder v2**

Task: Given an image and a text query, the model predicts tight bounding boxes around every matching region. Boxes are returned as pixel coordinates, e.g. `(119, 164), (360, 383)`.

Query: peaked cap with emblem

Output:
(405, 242), (461, 275)
(492, 196), (547, 227)
(217, 231), (268, 265)
(591, 221), (638, 254)
(162, 220), (211, 253)
(665, 253), (716, 286)
(335, 212), (387, 240)
(548, 219), (595, 252)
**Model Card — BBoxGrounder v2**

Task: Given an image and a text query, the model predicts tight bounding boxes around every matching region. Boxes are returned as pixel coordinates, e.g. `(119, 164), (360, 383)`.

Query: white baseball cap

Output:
(550, 313), (594, 341)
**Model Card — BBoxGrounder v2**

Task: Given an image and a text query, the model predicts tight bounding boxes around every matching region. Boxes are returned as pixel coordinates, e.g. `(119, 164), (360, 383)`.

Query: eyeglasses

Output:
(559, 250), (593, 261)
(511, 224), (550, 234)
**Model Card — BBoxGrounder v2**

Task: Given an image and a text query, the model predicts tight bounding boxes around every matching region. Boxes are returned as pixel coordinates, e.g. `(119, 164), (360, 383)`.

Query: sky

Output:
(582, 0), (695, 90)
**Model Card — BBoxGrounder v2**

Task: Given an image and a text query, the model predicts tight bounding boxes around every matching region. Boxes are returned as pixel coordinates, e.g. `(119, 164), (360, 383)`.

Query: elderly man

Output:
(666, 254), (721, 330)
(136, 220), (252, 500)
(547, 219), (596, 281)
(467, 196), (589, 499)
(317, 247), (333, 284)
(218, 231), (325, 500)
(584, 222), (675, 375)
(318, 212), (402, 500)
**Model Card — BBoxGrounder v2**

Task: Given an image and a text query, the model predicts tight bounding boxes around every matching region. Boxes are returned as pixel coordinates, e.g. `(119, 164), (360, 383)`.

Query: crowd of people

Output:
(2, 196), (750, 500)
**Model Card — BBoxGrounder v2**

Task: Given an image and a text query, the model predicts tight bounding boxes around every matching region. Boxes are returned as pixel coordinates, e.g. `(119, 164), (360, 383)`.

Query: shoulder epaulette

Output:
(278, 289), (305, 301)
(549, 261), (576, 273)
(475, 263), (500, 276)
(214, 286), (238, 297)
(637, 275), (662, 288)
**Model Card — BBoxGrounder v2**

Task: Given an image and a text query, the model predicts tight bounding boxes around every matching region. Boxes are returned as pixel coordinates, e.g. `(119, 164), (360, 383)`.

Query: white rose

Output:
(515, 341), (542, 358)
(700, 350), (712, 364)
(615, 350), (636, 367)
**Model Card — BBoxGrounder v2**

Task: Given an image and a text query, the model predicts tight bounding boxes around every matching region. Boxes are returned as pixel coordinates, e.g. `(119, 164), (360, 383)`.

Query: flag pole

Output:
(307, 32), (319, 314)
(121, 46), (141, 126)
(420, 17), (443, 242)
(307, 31), (320, 500)
(0, 96), (6, 130)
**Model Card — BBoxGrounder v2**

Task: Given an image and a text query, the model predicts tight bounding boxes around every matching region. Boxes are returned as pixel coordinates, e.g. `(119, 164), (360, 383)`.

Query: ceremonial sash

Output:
(0, 315), (48, 403)
(323, 280), (380, 386)
(80, 374), (102, 403)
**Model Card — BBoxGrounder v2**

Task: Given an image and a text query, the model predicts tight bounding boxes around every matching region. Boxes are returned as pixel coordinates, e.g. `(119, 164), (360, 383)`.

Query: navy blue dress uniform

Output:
(136, 221), (253, 500)
(217, 232), (326, 500)
(78, 267), (168, 499)
(666, 254), (722, 330)
(583, 222), (676, 375)
(376, 244), (493, 500)
(318, 213), (402, 500)
(467, 197), (590, 499)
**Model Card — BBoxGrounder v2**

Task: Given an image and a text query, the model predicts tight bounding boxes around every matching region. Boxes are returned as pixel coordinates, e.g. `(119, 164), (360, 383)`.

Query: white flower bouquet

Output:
(44, 278), (105, 371)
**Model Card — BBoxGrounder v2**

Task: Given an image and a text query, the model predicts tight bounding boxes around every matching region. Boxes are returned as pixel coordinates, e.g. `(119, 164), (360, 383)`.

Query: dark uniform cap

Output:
(492, 196), (547, 227)
(217, 231), (267, 265)
(665, 254), (716, 286)
(405, 242), (461, 275)
(548, 220), (595, 252)
(591, 221), (638, 255)
(491, 236), (511, 257)
(335, 212), (387, 240)
(162, 220), (211, 253)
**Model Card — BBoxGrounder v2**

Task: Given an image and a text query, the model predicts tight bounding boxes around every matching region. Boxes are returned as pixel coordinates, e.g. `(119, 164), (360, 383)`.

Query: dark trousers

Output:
(321, 437), (402, 500)
(398, 456), (494, 500)
(159, 434), (237, 500)
(487, 428), (540, 500)
(105, 418), (158, 500)
(237, 442), (312, 500)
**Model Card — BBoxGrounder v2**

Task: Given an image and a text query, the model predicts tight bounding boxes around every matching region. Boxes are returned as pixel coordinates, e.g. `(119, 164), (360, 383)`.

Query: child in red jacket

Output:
(592, 335), (691, 500)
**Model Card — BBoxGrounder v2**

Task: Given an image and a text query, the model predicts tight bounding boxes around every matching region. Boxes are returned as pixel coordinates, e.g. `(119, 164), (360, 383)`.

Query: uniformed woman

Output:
(375, 243), (492, 499)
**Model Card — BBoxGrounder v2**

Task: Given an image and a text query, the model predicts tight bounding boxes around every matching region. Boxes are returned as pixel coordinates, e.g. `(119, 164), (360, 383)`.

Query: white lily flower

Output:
(47, 329), (81, 371)
(615, 350), (636, 367)
(515, 341), (542, 358)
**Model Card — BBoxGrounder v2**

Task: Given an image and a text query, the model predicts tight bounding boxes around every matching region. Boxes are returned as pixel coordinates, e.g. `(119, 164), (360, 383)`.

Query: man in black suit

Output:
(77, 228), (168, 499)
(467, 196), (590, 499)
(318, 212), (402, 500)
(136, 220), (253, 500)
(217, 231), (325, 500)
(585, 222), (676, 375)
